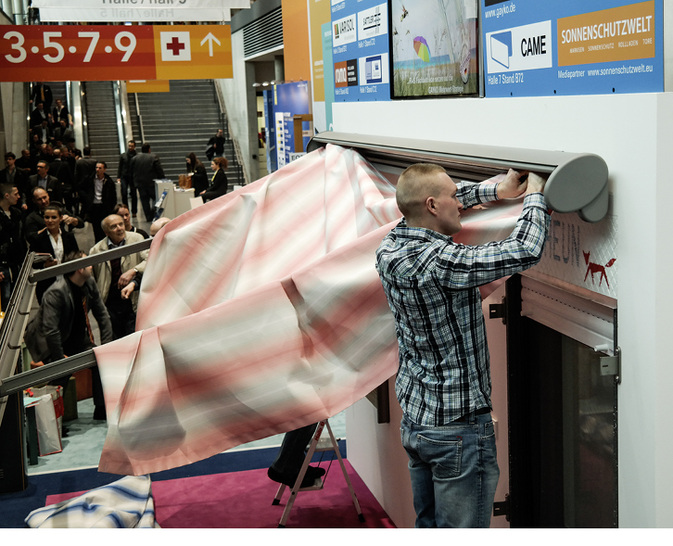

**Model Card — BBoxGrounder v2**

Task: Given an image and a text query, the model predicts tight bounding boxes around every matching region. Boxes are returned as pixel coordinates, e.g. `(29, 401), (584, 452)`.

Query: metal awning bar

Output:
(307, 132), (610, 222)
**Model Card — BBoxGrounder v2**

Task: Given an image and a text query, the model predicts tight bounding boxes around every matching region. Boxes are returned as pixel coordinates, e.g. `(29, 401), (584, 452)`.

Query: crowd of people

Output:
(3, 86), (245, 458)
(0, 85), (233, 311)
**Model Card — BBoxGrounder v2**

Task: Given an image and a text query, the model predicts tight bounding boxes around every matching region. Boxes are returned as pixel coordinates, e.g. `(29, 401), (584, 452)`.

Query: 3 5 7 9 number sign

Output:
(1, 25), (156, 81)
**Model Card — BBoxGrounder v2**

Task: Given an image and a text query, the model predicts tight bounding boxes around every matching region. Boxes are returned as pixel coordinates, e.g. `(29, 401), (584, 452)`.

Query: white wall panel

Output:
(337, 93), (673, 527)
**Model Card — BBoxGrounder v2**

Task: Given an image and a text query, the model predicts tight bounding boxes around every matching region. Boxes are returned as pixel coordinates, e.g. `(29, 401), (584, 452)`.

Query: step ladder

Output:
(271, 419), (365, 528)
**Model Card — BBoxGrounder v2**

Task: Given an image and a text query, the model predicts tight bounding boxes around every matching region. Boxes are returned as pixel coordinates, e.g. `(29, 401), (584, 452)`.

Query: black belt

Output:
(454, 407), (491, 422)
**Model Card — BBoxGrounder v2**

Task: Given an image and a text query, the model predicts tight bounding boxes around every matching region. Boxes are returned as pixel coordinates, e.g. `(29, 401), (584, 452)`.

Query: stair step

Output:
(127, 79), (239, 184)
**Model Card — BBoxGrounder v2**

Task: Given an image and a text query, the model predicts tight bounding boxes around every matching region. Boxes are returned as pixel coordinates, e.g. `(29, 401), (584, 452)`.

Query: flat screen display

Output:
(389, 0), (479, 98)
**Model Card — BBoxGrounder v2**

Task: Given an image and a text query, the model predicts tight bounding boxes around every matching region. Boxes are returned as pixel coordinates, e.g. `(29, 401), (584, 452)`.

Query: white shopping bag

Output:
(32, 386), (64, 456)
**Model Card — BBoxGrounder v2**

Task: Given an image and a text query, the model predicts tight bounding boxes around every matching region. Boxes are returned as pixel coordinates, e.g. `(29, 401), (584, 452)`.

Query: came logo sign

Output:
(486, 20), (553, 75)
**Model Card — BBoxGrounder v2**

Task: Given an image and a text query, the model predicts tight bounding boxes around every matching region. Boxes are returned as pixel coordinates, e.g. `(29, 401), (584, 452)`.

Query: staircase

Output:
(128, 80), (242, 187)
(82, 81), (121, 168)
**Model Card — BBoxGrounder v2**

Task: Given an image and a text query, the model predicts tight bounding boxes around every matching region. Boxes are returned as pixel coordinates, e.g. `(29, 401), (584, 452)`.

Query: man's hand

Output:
(118, 268), (136, 288)
(525, 172), (547, 195)
(62, 214), (78, 227)
(121, 283), (136, 300)
(497, 169), (529, 199)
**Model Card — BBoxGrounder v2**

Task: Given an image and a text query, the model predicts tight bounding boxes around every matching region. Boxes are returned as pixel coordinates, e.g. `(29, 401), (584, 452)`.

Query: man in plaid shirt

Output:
(376, 163), (549, 527)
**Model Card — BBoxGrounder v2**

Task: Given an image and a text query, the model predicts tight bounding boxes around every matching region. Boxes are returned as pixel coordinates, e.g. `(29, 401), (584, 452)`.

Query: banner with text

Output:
(0, 24), (232, 82)
(331, 0), (390, 103)
(32, 0), (249, 22)
(482, 0), (663, 97)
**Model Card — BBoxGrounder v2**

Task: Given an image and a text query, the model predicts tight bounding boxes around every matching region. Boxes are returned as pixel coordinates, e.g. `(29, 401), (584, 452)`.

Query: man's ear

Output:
(425, 196), (438, 216)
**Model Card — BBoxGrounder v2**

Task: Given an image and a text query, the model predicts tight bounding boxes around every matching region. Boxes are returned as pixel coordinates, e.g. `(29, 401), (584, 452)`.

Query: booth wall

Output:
(337, 93), (673, 528)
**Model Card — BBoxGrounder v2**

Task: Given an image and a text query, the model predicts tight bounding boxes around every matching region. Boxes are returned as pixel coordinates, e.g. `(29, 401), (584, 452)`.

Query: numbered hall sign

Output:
(0, 24), (232, 82)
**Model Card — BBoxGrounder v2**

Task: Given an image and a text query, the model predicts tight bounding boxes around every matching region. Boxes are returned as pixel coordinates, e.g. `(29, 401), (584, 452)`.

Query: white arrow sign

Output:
(201, 32), (222, 57)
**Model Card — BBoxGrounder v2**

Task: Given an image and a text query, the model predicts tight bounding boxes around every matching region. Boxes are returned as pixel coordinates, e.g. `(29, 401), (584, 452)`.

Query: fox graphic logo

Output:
(583, 251), (616, 288)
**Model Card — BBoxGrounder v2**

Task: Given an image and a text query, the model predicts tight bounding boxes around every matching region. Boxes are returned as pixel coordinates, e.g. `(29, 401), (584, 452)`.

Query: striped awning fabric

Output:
(25, 476), (158, 528)
(93, 144), (524, 476)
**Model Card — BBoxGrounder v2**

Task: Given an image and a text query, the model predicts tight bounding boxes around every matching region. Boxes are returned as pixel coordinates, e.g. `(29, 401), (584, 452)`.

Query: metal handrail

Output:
(134, 92), (145, 144)
(113, 80), (129, 154)
(0, 238), (153, 419)
(0, 253), (40, 424)
(80, 82), (91, 148)
(29, 238), (152, 283)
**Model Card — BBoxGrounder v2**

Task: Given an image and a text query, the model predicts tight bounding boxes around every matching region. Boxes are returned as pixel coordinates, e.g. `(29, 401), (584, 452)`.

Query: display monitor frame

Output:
(389, 0), (480, 99)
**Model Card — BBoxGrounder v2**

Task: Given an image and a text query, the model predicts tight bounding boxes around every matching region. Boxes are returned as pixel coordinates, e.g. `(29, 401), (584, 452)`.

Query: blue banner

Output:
(263, 82), (311, 172)
(331, 0), (390, 102)
(481, 0), (663, 97)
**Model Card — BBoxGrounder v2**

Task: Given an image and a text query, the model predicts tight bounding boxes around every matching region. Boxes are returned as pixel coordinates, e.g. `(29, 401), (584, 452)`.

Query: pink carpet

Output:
(46, 459), (396, 528)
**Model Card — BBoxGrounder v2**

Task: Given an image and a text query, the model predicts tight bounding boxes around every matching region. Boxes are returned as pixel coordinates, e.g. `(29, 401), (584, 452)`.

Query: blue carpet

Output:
(0, 440), (346, 528)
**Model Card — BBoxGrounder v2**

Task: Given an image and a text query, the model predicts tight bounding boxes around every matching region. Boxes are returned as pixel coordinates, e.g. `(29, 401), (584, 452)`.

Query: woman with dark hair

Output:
(30, 203), (80, 302)
(186, 152), (208, 197)
(201, 156), (229, 202)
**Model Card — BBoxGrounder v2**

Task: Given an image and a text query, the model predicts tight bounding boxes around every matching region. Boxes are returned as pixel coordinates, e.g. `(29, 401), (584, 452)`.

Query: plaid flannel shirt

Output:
(376, 183), (550, 426)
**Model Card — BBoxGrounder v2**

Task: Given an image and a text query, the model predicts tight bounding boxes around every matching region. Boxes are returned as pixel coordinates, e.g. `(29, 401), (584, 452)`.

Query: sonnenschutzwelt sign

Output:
(482, 0), (663, 97)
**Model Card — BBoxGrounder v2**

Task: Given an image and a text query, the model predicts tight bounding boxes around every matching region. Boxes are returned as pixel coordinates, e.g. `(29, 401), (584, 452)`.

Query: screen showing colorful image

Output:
(390, 0), (479, 98)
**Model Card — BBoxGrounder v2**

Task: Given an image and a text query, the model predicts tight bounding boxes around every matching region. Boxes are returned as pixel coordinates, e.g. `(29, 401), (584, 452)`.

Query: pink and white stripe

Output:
(93, 144), (524, 476)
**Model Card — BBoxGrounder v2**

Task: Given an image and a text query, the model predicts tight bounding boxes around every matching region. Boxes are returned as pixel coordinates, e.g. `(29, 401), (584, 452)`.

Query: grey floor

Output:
(25, 191), (346, 475)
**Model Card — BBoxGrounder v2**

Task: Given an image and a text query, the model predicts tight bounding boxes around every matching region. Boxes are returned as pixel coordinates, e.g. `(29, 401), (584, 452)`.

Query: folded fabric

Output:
(93, 144), (524, 476)
(25, 475), (159, 528)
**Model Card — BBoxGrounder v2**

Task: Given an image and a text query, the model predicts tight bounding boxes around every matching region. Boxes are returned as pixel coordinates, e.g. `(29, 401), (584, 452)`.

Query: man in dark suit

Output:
(23, 186), (84, 247)
(25, 250), (112, 422)
(0, 183), (27, 309)
(1, 152), (30, 211)
(15, 149), (35, 176)
(79, 161), (117, 242)
(117, 140), (138, 217)
(29, 160), (62, 205)
(50, 147), (76, 212)
(130, 143), (165, 222)
(206, 128), (226, 160)
(29, 101), (50, 130)
(30, 82), (53, 116)
(73, 147), (96, 216)
(52, 98), (71, 126)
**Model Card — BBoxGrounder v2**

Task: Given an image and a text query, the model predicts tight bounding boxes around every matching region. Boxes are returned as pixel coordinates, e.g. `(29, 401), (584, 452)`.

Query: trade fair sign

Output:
(331, 0), (390, 102)
(0, 24), (232, 82)
(263, 81), (312, 173)
(482, 0), (663, 97)
(31, 0), (250, 23)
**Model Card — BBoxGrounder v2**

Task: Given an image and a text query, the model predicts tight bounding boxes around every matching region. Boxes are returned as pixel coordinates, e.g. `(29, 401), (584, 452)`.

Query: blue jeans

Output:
(400, 412), (499, 528)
